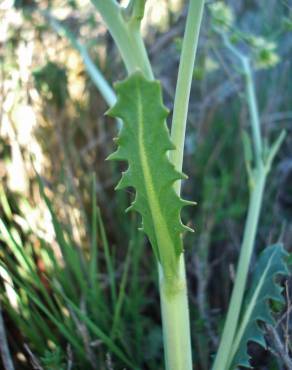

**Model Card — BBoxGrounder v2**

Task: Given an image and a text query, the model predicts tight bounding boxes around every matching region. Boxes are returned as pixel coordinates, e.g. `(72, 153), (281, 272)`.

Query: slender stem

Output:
(242, 57), (262, 166)
(212, 36), (283, 370)
(159, 256), (193, 370)
(160, 2), (204, 369)
(79, 46), (117, 106)
(212, 166), (266, 370)
(223, 35), (262, 166)
(48, 15), (117, 107)
(170, 0), (205, 193)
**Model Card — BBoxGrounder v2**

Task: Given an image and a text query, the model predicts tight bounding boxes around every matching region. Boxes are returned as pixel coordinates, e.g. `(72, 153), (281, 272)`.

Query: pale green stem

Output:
(222, 35), (263, 164)
(79, 46), (117, 106)
(159, 256), (193, 370)
(170, 0), (205, 193)
(91, 0), (153, 79)
(242, 57), (262, 165)
(212, 166), (266, 370)
(161, 2), (204, 369)
(212, 39), (279, 370)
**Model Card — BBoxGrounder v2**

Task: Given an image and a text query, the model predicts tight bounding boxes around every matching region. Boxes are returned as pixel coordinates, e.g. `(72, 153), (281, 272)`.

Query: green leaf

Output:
(107, 72), (193, 280)
(229, 244), (288, 369)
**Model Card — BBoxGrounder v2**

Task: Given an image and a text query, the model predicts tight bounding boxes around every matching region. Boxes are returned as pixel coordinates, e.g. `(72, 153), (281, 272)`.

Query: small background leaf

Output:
(230, 244), (289, 369)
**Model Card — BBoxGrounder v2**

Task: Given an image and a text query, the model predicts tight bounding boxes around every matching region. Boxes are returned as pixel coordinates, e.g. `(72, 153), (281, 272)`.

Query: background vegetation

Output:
(0, 0), (291, 369)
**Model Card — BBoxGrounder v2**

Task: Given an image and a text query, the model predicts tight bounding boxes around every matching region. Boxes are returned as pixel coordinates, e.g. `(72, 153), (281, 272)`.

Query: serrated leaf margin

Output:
(229, 244), (289, 369)
(107, 72), (194, 280)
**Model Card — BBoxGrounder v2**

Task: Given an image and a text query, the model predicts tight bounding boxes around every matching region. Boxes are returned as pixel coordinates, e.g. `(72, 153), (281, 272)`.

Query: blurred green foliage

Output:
(33, 62), (69, 108)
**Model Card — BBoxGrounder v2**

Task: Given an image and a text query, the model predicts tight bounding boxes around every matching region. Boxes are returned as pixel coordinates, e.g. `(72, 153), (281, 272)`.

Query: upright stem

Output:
(160, 2), (204, 369)
(159, 257), (193, 370)
(170, 0), (205, 192)
(212, 45), (270, 370)
(212, 166), (266, 370)
(242, 57), (262, 166)
(222, 34), (263, 165)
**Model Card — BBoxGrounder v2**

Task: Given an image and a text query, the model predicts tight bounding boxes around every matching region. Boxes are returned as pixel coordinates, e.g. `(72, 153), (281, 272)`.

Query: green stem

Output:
(160, 1), (204, 369)
(222, 34), (263, 166)
(242, 57), (262, 166)
(160, 0), (205, 358)
(212, 37), (283, 370)
(159, 256), (193, 370)
(170, 0), (205, 193)
(91, 0), (153, 78)
(212, 166), (266, 370)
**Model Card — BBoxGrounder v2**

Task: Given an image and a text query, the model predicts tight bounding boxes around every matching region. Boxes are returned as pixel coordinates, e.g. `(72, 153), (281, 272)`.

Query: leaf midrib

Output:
(136, 83), (176, 277)
(228, 249), (276, 367)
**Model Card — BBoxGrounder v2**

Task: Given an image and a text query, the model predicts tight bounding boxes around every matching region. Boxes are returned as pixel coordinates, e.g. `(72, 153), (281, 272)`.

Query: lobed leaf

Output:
(107, 72), (193, 280)
(229, 244), (289, 369)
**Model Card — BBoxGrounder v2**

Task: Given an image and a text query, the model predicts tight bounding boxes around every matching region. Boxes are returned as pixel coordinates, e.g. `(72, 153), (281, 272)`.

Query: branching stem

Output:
(212, 35), (285, 370)
(212, 165), (266, 370)
(91, 0), (152, 78)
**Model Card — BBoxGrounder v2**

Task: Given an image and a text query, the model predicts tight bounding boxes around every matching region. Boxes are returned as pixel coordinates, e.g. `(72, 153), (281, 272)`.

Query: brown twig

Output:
(266, 324), (292, 370)
(66, 344), (73, 370)
(23, 344), (43, 370)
